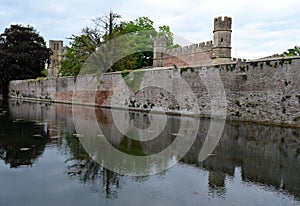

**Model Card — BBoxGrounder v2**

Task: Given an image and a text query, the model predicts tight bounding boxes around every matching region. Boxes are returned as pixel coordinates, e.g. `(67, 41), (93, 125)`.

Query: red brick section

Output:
(95, 91), (112, 106)
(72, 91), (94, 105)
(164, 57), (188, 67)
(53, 89), (112, 106)
(55, 91), (73, 102)
(163, 51), (212, 67)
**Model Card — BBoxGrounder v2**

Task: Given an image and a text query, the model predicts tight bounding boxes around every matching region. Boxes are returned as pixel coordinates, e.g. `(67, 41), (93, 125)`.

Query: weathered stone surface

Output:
(8, 57), (300, 127)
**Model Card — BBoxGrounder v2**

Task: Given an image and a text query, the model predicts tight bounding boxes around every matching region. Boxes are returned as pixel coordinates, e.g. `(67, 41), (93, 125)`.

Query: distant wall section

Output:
(162, 41), (213, 67)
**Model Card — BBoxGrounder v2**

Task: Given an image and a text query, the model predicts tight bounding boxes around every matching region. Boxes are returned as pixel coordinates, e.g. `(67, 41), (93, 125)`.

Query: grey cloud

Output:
(0, 0), (299, 59)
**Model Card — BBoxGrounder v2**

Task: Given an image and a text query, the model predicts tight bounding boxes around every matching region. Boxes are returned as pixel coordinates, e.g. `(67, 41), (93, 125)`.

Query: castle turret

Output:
(212, 16), (232, 62)
(48, 40), (68, 77)
(153, 37), (167, 67)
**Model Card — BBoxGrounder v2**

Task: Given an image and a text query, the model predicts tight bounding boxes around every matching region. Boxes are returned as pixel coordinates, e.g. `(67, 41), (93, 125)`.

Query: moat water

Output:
(0, 99), (299, 206)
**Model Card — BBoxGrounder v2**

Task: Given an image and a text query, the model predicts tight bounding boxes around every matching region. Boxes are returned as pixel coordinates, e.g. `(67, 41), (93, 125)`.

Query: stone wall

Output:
(9, 56), (300, 127)
(162, 41), (213, 67)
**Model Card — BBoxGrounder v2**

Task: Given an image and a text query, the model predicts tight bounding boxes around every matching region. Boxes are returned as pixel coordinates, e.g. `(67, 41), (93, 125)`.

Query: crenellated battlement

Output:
(153, 16), (232, 67)
(212, 16), (232, 60)
(165, 40), (213, 57)
(214, 16), (232, 32)
(231, 58), (248, 62)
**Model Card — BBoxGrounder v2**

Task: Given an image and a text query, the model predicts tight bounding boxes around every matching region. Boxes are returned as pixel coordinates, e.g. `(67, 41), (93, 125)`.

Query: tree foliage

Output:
(0, 25), (51, 96)
(93, 11), (122, 41)
(60, 11), (122, 76)
(110, 17), (157, 71)
(283, 46), (300, 56)
(60, 11), (177, 76)
(59, 33), (100, 76)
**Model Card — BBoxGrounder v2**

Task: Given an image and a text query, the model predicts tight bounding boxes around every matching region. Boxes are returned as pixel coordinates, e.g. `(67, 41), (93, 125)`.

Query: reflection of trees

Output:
(69, 107), (182, 195)
(7, 100), (125, 199)
(116, 135), (146, 156)
(95, 108), (189, 175)
(97, 108), (180, 156)
(64, 133), (123, 199)
(80, 106), (300, 200)
(0, 104), (49, 168)
(6, 99), (300, 201)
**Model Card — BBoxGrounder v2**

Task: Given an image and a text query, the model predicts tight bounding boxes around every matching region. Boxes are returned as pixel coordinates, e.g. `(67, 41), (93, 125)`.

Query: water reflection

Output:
(2, 100), (300, 204)
(183, 122), (300, 201)
(72, 105), (200, 176)
(64, 133), (123, 199)
(0, 101), (49, 168)
(5, 100), (125, 199)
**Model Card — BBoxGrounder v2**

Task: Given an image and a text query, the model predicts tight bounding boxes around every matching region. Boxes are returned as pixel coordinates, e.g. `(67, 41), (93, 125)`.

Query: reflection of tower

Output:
(0, 149), (6, 159)
(153, 37), (166, 67)
(212, 16), (232, 63)
(48, 40), (68, 77)
(208, 171), (226, 197)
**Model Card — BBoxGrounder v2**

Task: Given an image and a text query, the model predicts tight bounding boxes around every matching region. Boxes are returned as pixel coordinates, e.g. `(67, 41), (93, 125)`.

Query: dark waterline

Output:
(0, 99), (299, 206)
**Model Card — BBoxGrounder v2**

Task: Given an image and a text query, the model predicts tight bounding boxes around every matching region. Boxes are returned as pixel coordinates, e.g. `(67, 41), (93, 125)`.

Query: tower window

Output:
(221, 38), (224, 44)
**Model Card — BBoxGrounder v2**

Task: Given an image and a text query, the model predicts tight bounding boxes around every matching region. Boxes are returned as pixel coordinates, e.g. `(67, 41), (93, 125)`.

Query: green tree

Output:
(93, 10), (122, 41)
(60, 33), (100, 76)
(0, 25), (51, 96)
(119, 17), (156, 33)
(59, 12), (178, 76)
(283, 46), (300, 56)
(60, 11), (122, 76)
(158, 25), (179, 49)
(111, 17), (157, 71)
(112, 17), (178, 71)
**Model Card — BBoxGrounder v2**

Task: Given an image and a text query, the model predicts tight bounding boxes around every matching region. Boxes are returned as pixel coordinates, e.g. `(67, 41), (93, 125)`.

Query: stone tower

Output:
(212, 16), (232, 62)
(48, 40), (68, 77)
(153, 37), (167, 67)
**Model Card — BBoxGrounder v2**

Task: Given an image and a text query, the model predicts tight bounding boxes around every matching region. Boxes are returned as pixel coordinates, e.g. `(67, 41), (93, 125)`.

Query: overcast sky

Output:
(0, 0), (299, 59)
